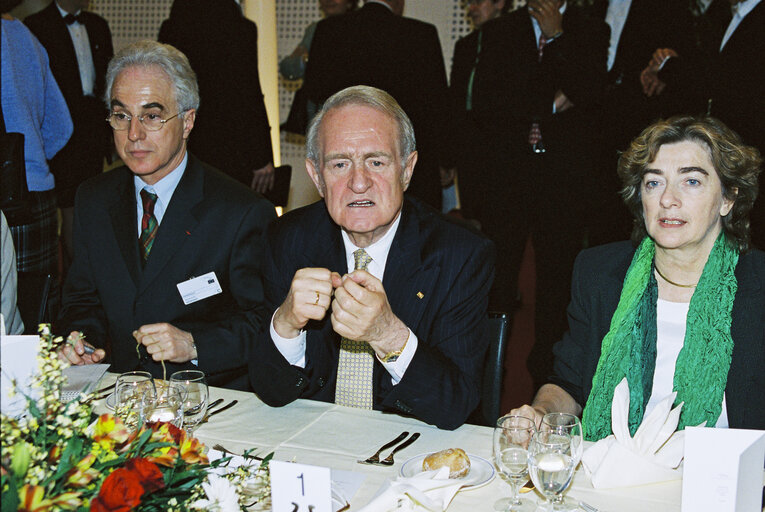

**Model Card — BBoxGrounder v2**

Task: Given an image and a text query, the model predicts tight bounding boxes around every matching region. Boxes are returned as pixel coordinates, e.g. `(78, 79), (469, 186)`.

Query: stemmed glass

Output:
(541, 413), (584, 511)
(140, 383), (184, 428)
(114, 371), (156, 432)
(493, 415), (537, 512)
(169, 370), (208, 435)
(527, 430), (577, 512)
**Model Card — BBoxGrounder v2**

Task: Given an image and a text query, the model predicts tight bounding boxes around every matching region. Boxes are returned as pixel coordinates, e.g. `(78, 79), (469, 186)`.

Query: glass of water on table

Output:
(527, 426), (579, 512)
(169, 370), (208, 434)
(114, 371), (156, 432)
(493, 414), (537, 512)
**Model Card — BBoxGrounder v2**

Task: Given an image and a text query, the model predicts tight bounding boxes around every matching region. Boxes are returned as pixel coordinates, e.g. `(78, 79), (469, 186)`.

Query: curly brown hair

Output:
(617, 116), (762, 252)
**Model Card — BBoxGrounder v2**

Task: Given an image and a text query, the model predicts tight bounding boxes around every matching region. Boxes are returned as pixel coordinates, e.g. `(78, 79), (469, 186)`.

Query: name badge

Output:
(176, 271), (222, 305)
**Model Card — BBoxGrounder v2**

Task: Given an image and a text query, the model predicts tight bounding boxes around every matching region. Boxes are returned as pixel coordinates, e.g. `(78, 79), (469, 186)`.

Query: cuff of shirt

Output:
(378, 329), (418, 385)
(270, 308), (307, 367)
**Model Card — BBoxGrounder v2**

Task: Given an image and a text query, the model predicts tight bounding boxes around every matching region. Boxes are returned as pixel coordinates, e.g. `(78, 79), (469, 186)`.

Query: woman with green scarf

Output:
(510, 116), (764, 441)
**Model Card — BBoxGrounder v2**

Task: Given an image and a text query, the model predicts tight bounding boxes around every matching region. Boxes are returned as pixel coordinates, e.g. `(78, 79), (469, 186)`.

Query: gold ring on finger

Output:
(314, 291), (320, 305)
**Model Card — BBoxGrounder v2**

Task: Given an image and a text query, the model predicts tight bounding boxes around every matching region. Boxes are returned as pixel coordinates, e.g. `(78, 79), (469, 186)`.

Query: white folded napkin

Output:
(358, 467), (463, 512)
(581, 377), (691, 488)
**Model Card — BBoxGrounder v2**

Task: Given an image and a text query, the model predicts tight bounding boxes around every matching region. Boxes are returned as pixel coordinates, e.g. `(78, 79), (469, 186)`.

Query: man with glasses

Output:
(57, 40), (276, 390)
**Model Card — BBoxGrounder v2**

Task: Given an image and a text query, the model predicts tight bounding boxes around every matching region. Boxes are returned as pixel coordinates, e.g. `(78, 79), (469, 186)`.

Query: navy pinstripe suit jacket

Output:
(249, 198), (495, 429)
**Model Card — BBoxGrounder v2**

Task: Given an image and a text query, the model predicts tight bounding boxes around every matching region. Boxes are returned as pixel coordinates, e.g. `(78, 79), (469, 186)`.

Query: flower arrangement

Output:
(1, 326), (270, 512)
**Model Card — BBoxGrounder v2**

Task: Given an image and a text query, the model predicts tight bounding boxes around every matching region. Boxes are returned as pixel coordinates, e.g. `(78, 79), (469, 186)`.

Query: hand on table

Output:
(508, 404), (547, 429)
(58, 331), (105, 365)
(331, 270), (409, 358)
(133, 323), (196, 363)
(273, 267), (342, 338)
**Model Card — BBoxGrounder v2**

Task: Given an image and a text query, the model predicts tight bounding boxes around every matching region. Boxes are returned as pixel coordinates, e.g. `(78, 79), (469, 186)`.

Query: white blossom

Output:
(191, 474), (241, 512)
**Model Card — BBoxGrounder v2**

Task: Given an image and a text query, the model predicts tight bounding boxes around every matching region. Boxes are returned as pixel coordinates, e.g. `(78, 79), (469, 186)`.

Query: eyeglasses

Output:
(106, 111), (183, 131)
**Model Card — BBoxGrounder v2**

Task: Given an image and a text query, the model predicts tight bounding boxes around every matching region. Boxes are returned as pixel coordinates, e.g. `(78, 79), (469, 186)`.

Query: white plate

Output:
(399, 453), (495, 490)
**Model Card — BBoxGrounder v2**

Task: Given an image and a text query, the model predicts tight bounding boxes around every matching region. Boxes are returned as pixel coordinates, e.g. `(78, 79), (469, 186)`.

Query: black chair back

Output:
(469, 311), (510, 427)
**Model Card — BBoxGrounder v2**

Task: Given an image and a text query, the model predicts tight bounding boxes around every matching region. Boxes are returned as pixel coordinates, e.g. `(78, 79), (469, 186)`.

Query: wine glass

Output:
(493, 415), (537, 512)
(140, 383), (184, 428)
(114, 371), (156, 432)
(541, 413), (584, 511)
(169, 370), (208, 434)
(527, 430), (577, 512)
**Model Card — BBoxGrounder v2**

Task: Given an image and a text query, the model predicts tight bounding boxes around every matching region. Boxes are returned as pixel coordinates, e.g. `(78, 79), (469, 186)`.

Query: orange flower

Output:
(17, 485), (81, 512)
(66, 453), (100, 487)
(93, 415), (130, 450)
(179, 434), (208, 465)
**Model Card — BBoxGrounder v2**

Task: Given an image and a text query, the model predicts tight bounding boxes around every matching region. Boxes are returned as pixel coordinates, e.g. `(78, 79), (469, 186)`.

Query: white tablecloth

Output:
(94, 374), (682, 512)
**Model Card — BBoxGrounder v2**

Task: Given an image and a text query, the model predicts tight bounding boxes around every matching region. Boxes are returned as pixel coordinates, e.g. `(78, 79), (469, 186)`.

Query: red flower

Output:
(90, 468), (143, 512)
(125, 458), (165, 493)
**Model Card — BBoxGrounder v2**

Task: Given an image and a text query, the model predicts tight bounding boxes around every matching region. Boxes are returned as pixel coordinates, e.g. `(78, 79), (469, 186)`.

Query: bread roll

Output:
(422, 448), (470, 478)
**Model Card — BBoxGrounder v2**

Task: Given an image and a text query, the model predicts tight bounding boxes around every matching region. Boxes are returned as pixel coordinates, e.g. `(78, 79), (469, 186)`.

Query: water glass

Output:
(114, 371), (156, 432)
(169, 370), (208, 434)
(541, 413), (584, 465)
(140, 384), (184, 428)
(527, 431), (577, 512)
(493, 415), (536, 512)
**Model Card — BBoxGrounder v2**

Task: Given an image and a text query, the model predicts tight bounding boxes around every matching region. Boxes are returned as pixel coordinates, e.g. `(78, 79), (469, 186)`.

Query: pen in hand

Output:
(68, 332), (95, 355)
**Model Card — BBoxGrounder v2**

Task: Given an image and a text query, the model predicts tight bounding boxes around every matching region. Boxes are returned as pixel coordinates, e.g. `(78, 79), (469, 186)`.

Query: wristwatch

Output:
(381, 338), (408, 363)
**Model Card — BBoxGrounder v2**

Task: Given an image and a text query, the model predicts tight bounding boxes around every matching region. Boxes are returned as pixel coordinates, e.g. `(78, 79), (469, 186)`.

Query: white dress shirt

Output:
(56, 2), (96, 96)
(604, 0), (632, 72)
(134, 152), (188, 234)
(271, 211), (419, 384)
(720, 0), (762, 51)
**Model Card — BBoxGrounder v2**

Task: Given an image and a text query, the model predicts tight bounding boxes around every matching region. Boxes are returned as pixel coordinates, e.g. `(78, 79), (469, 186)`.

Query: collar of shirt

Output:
(721, 0), (761, 50)
(340, 210), (402, 281)
(55, 2), (81, 21)
(366, 0), (394, 12)
(134, 152), (188, 234)
(605, 0), (632, 71)
(531, 1), (567, 46)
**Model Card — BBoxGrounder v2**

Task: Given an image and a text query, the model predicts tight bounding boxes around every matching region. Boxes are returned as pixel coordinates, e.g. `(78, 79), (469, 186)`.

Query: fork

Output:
(378, 432), (421, 466)
(358, 431), (409, 465)
(578, 501), (600, 512)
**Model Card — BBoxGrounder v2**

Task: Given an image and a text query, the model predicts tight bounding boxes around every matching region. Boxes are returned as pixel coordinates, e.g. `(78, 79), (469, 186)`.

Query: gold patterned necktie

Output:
(335, 249), (375, 409)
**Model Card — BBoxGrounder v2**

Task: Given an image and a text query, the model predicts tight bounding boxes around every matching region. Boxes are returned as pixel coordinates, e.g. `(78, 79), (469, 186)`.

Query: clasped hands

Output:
(59, 324), (197, 366)
(639, 48), (678, 97)
(273, 267), (409, 358)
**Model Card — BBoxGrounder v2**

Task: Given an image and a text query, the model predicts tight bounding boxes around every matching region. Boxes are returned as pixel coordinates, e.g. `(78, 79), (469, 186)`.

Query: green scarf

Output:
(581, 235), (738, 441)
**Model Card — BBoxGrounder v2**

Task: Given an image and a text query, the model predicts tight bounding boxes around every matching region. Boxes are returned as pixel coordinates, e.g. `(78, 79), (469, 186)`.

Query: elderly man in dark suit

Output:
(301, 0), (449, 210)
(249, 86), (495, 430)
(58, 41), (276, 390)
(25, 0), (113, 263)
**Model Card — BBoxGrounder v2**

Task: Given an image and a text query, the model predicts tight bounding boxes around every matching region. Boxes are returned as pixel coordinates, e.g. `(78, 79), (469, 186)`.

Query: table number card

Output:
(681, 427), (765, 512)
(0, 330), (40, 417)
(270, 460), (332, 512)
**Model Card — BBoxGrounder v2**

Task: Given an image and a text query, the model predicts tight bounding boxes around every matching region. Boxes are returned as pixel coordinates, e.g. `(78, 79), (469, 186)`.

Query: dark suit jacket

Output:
(25, 2), (113, 206)
(550, 241), (765, 430)
(58, 154), (276, 389)
(302, 3), (449, 209)
(249, 198), (495, 430)
(474, 8), (608, 162)
(158, 0), (273, 186)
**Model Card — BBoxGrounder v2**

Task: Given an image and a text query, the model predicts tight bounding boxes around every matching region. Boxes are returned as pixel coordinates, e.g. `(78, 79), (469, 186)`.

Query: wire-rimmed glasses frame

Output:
(106, 110), (184, 131)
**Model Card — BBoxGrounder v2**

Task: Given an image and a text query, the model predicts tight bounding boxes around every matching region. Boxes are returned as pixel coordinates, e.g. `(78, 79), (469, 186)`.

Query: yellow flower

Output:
(179, 435), (208, 465)
(66, 453), (100, 487)
(93, 414), (130, 450)
(17, 484), (82, 511)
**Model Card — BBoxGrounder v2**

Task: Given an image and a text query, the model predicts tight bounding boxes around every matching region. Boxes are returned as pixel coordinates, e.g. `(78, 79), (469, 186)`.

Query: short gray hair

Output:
(306, 85), (416, 165)
(104, 40), (199, 113)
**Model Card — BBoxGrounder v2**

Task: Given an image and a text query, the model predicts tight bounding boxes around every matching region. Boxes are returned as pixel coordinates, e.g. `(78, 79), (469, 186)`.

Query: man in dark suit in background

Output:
(639, 0), (765, 249)
(25, 0), (113, 264)
(58, 41), (276, 390)
(249, 86), (495, 430)
(302, 0), (449, 210)
(442, 0), (507, 218)
(472, 0), (609, 388)
(158, 0), (275, 193)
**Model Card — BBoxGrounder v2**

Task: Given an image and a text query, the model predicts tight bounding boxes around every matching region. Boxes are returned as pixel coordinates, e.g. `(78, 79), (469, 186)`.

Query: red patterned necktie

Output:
(139, 189), (158, 263)
(528, 34), (547, 151)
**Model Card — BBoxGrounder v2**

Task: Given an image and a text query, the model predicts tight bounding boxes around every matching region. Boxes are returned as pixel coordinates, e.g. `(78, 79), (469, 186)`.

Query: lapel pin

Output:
(416, 292), (424, 299)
